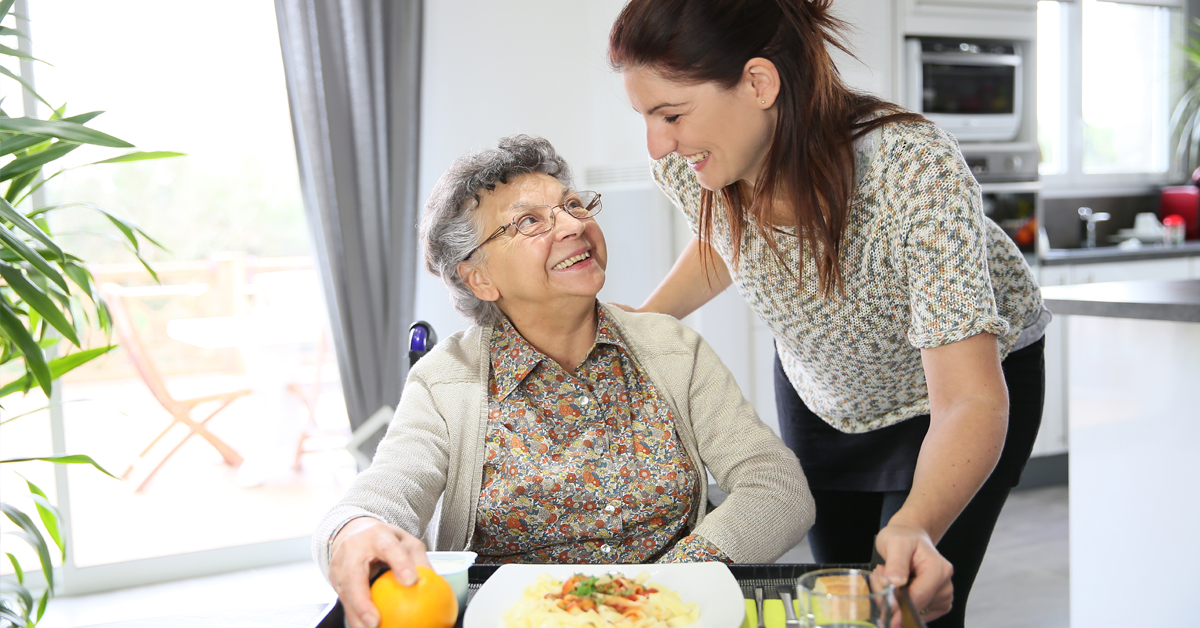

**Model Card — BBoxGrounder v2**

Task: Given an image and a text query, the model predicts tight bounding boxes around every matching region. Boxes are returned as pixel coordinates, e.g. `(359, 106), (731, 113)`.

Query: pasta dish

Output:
(502, 571), (700, 628)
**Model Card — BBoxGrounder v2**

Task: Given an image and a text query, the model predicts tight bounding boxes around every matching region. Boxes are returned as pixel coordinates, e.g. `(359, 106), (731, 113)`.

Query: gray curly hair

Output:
(420, 134), (573, 326)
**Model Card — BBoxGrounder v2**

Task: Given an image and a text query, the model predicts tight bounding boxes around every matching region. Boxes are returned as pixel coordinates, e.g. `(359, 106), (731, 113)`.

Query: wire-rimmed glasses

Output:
(463, 190), (602, 261)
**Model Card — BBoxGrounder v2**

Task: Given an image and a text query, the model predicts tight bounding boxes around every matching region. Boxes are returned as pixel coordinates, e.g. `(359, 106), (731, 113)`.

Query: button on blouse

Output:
(470, 307), (730, 564)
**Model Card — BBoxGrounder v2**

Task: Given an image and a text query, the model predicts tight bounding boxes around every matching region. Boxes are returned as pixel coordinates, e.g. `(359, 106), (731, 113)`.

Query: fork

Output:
(776, 585), (801, 628)
(754, 586), (765, 628)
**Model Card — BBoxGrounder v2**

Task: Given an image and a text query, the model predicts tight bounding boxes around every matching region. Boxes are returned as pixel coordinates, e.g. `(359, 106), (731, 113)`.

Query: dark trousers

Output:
(775, 337), (1046, 628)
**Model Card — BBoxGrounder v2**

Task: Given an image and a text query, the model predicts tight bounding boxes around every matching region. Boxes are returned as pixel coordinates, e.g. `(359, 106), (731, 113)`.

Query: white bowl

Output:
(427, 551), (476, 610)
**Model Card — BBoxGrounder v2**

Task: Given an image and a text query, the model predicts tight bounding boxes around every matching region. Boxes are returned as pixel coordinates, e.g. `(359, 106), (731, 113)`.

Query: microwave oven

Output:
(905, 37), (1024, 143)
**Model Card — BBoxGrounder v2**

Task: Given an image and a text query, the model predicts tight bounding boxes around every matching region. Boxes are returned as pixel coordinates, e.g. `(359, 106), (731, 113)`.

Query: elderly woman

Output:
(315, 135), (813, 628)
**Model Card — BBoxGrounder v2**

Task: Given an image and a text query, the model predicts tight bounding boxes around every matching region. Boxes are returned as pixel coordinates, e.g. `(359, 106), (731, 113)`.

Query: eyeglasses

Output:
(463, 190), (602, 261)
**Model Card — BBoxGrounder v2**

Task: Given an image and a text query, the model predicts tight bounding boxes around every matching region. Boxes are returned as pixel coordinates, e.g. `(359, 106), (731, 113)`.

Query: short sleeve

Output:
(651, 154), (702, 233)
(892, 128), (1010, 349)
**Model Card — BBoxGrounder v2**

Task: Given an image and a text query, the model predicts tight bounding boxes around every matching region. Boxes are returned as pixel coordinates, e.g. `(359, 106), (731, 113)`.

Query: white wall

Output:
(414, 0), (644, 336)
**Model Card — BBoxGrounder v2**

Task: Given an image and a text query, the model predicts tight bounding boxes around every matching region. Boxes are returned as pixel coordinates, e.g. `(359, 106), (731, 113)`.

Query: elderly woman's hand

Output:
(329, 517), (432, 628)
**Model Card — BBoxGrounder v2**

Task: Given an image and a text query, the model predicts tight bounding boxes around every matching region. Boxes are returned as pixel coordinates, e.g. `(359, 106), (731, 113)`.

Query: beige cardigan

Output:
(312, 305), (814, 576)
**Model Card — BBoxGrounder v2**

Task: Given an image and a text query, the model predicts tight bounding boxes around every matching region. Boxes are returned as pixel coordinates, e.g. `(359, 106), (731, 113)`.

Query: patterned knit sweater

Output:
(652, 119), (1044, 433)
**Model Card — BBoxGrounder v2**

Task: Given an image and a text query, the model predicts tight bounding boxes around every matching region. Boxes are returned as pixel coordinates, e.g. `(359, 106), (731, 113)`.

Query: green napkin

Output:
(741, 598), (800, 628)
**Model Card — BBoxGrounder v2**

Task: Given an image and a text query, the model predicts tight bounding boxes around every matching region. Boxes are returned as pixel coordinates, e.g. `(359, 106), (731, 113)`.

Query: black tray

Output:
(309, 563), (870, 628)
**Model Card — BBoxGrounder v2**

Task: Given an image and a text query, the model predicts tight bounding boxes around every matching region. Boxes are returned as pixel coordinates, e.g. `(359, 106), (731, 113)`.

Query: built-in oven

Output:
(906, 36), (1024, 143)
(963, 145), (1042, 257)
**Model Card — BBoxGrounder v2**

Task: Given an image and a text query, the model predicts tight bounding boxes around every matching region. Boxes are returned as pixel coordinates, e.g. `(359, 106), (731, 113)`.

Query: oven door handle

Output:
(921, 51), (1022, 66)
(978, 181), (1041, 194)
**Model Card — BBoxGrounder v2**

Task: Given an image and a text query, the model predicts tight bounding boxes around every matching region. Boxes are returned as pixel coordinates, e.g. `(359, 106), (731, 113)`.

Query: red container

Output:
(1159, 186), (1199, 240)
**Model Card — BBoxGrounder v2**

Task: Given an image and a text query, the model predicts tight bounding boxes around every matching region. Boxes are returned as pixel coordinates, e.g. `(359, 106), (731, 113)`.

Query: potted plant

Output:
(0, 1), (177, 624)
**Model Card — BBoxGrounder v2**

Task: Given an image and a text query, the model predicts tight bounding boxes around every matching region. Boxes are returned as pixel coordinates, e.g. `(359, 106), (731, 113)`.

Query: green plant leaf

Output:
(0, 118), (131, 148)
(0, 503), (54, 595)
(0, 0), (15, 21)
(0, 603), (30, 628)
(6, 552), (23, 584)
(0, 131), (49, 158)
(0, 454), (116, 478)
(0, 141), (80, 183)
(13, 150), (185, 206)
(35, 588), (48, 622)
(0, 43), (42, 64)
(89, 150), (186, 165)
(0, 263), (79, 346)
(0, 300), (50, 395)
(60, 263), (110, 332)
(0, 26), (23, 38)
(0, 345), (116, 398)
(0, 247), (80, 264)
(0, 66), (51, 111)
(0, 223), (69, 291)
(24, 481), (63, 559)
(5, 168), (38, 203)
(0, 196), (61, 258)
(0, 581), (32, 624)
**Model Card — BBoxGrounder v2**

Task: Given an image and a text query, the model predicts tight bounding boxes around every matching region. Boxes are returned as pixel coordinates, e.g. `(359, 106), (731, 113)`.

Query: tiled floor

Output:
(38, 484), (1068, 627)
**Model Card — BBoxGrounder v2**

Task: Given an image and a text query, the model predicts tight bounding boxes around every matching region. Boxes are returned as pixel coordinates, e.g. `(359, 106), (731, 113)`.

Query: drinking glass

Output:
(796, 568), (896, 628)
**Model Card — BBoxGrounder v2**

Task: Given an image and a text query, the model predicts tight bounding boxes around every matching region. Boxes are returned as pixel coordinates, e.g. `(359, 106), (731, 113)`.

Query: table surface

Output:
(1040, 278), (1200, 322)
(78, 604), (328, 628)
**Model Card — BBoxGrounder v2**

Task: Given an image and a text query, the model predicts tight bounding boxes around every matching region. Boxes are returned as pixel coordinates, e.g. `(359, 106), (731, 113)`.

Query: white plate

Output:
(463, 562), (745, 628)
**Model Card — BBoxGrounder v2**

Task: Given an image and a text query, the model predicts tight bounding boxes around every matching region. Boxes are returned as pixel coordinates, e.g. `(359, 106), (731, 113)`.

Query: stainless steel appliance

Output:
(906, 36), (1024, 143)
(964, 144), (1041, 255)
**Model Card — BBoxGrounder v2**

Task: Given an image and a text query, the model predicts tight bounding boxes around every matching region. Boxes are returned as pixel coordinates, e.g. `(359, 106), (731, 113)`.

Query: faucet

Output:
(1078, 207), (1111, 248)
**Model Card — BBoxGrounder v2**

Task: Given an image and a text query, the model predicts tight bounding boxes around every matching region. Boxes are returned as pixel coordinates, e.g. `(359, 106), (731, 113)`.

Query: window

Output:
(1038, 0), (1181, 190)
(0, 0), (355, 593)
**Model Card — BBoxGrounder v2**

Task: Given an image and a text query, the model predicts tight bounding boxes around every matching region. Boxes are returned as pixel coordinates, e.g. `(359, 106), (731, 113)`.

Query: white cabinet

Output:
(1035, 256), (1199, 459)
(831, 0), (897, 100)
(1033, 264), (1071, 457)
(1067, 257), (1192, 284)
(911, 0), (1037, 10)
(901, 0), (1038, 40)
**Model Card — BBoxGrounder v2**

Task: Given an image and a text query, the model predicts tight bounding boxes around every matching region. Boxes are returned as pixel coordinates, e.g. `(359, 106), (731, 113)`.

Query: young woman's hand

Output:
(328, 517), (433, 628)
(875, 523), (954, 621)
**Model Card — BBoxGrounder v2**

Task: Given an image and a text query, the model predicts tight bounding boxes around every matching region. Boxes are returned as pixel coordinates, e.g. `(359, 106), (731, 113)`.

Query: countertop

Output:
(1039, 240), (1200, 265)
(1040, 279), (1200, 322)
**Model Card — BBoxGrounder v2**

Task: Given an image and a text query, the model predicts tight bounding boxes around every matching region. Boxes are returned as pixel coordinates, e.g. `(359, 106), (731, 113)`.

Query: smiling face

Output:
(623, 62), (779, 191)
(458, 173), (607, 321)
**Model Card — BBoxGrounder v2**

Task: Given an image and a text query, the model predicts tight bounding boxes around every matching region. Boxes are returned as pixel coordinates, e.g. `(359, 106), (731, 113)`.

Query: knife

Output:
(870, 540), (929, 628)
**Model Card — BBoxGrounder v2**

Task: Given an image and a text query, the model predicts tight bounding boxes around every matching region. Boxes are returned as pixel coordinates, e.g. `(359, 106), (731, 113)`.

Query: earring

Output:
(761, 100), (767, 104)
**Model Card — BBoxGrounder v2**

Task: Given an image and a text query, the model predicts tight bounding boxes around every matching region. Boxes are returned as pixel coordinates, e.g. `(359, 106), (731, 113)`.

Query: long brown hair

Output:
(609, 0), (923, 297)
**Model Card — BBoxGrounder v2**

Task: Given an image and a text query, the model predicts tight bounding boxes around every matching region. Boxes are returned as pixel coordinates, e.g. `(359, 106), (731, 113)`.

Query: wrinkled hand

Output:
(875, 523), (954, 622)
(329, 517), (432, 628)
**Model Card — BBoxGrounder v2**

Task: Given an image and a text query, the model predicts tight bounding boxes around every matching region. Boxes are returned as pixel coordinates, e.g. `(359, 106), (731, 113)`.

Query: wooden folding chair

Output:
(286, 329), (345, 469)
(101, 284), (253, 492)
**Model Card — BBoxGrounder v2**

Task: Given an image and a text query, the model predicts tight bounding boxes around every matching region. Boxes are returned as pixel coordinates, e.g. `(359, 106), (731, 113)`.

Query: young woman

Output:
(609, 1), (1049, 626)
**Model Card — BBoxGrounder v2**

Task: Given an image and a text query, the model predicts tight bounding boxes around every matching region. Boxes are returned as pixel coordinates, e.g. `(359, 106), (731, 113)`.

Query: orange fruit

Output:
(370, 566), (459, 628)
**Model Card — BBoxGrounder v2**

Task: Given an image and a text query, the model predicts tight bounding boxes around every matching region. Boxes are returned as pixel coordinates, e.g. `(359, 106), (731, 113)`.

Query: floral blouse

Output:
(470, 306), (730, 564)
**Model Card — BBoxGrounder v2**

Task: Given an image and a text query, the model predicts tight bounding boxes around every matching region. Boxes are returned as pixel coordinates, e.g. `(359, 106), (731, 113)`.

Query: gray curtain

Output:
(274, 0), (421, 459)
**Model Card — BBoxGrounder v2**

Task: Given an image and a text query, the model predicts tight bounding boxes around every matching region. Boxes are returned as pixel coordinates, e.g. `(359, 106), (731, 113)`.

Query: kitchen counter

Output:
(1039, 240), (1200, 265)
(1045, 278), (1199, 627)
(1040, 279), (1200, 322)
